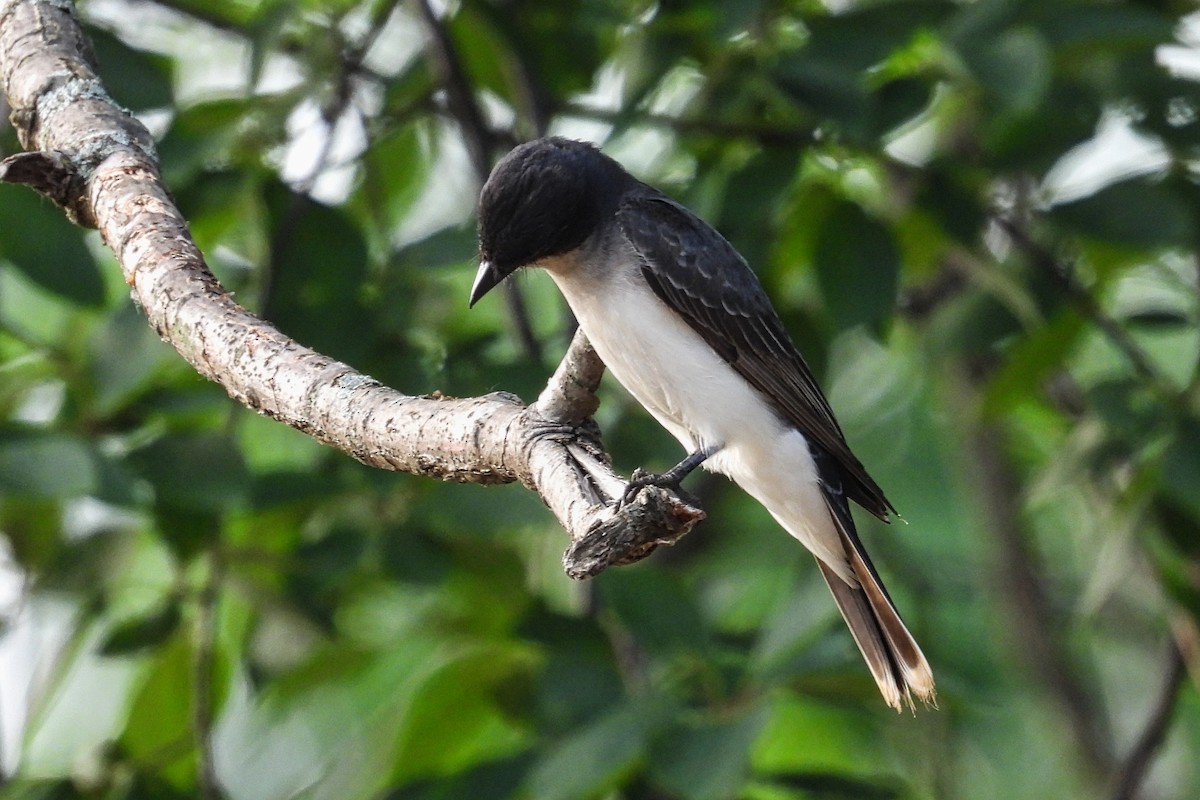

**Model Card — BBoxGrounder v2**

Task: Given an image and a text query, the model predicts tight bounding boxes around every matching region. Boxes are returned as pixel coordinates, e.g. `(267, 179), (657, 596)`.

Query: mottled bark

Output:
(0, 0), (703, 576)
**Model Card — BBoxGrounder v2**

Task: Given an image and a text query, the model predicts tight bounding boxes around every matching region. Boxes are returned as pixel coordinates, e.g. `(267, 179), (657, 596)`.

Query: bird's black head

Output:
(470, 137), (630, 306)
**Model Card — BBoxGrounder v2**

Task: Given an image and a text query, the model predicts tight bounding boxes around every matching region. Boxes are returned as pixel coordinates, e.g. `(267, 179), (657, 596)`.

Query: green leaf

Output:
(85, 26), (174, 111)
(449, 6), (520, 104)
(802, 2), (953, 74)
(472, 0), (615, 100)
(1052, 179), (1196, 250)
(751, 693), (891, 779)
(0, 184), (105, 307)
(873, 76), (935, 136)
(393, 225), (478, 272)
(126, 432), (249, 513)
(524, 702), (665, 800)
(1039, 6), (1176, 52)
(962, 26), (1051, 114)
(349, 123), (434, 254)
(0, 429), (98, 498)
(1086, 378), (1162, 444)
(119, 629), (198, 789)
(983, 312), (1085, 416)
(813, 202), (900, 332)
(598, 565), (709, 657)
(88, 303), (178, 417)
(146, 0), (259, 27)
(100, 599), (183, 656)
(1160, 416), (1200, 521)
(261, 185), (372, 365)
(389, 642), (538, 783)
(774, 57), (871, 138)
(648, 705), (769, 800)
(285, 526), (370, 627)
(157, 98), (277, 185)
(530, 618), (625, 731)
(173, 170), (269, 290)
(717, 149), (802, 273)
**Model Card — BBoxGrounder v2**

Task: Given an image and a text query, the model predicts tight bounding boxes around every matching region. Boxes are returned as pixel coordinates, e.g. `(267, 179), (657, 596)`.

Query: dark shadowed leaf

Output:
(873, 76), (935, 136)
(962, 26), (1051, 114)
(1053, 179), (1196, 249)
(262, 185), (373, 365)
(126, 432), (249, 513)
(1125, 309), (1193, 329)
(1038, 5), (1176, 51)
(0, 429), (98, 498)
(86, 26), (174, 111)
(803, 2), (953, 73)
(598, 564), (709, 656)
(1160, 416), (1200, 520)
(916, 164), (987, 244)
(394, 225), (477, 272)
(717, 148), (802, 271)
(813, 202), (900, 331)
(1087, 379), (1163, 444)
(385, 754), (532, 800)
(351, 123), (433, 253)
(774, 58), (871, 139)
(100, 598), (183, 656)
(647, 704), (769, 800)
(524, 701), (669, 800)
(88, 303), (180, 417)
(767, 772), (903, 799)
(0, 185), (105, 307)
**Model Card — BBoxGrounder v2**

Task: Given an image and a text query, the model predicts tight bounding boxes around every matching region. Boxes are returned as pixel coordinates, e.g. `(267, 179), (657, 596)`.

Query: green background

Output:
(0, 0), (1198, 797)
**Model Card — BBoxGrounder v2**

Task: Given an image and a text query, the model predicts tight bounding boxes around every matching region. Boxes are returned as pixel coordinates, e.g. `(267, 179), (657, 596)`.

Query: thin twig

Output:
(136, 0), (244, 34)
(559, 102), (819, 147)
(410, 0), (492, 178)
(1110, 642), (1187, 800)
(262, 5), (392, 316)
(961, 381), (1115, 778)
(410, 0), (543, 362)
(192, 552), (221, 800)
(996, 218), (1170, 389)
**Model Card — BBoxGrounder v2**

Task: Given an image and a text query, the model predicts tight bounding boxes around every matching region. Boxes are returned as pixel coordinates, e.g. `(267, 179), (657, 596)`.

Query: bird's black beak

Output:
(469, 260), (503, 308)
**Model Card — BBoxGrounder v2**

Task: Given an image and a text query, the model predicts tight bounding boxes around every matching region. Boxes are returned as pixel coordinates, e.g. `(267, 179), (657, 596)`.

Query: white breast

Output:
(542, 246), (850, 579)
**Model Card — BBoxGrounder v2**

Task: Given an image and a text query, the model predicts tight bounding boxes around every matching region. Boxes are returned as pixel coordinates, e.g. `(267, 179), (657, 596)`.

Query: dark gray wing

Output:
(616, 191), (894, 520)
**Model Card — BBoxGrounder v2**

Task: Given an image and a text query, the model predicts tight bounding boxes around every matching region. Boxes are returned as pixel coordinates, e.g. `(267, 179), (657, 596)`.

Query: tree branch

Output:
(1110, 640), (1188, 800)
(0, 0), (702, 576)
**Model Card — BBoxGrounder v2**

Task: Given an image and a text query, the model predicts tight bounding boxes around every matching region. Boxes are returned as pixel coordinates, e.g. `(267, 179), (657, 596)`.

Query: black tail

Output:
(819, 490), (936, 711)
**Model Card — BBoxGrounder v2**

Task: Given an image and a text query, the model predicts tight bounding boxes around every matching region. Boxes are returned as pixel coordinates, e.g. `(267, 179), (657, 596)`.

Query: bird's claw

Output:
(619, 468), (702, 509)
(619, 468), (664, 508)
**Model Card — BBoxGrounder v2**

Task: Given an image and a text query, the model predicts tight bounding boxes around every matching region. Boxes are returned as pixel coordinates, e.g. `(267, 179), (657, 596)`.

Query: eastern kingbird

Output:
(470, 137), (935, 710)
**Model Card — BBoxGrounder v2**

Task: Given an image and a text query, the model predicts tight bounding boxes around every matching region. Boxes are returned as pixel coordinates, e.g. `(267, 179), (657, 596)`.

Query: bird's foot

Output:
(619, 467), (699, 509)
(618, 448), (713, 509)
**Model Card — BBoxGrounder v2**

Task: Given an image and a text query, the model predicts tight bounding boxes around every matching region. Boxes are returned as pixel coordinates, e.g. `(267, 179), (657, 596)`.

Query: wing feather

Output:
(616, 191), (893, 519)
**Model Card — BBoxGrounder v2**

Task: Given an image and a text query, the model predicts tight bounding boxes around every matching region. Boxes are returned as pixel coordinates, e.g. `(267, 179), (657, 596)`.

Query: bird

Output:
(469, 136), (935, 711)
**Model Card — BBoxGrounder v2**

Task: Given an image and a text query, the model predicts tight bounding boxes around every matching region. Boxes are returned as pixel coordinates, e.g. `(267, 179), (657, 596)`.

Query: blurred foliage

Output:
(0, 0), (1199, 798)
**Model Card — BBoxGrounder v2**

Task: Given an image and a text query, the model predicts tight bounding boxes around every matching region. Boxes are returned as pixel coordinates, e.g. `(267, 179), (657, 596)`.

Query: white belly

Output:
(546, 265), (849, 578)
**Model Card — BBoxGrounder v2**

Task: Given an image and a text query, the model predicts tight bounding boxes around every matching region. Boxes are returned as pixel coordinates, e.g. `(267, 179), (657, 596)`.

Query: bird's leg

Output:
(620, 446), (715, 507)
